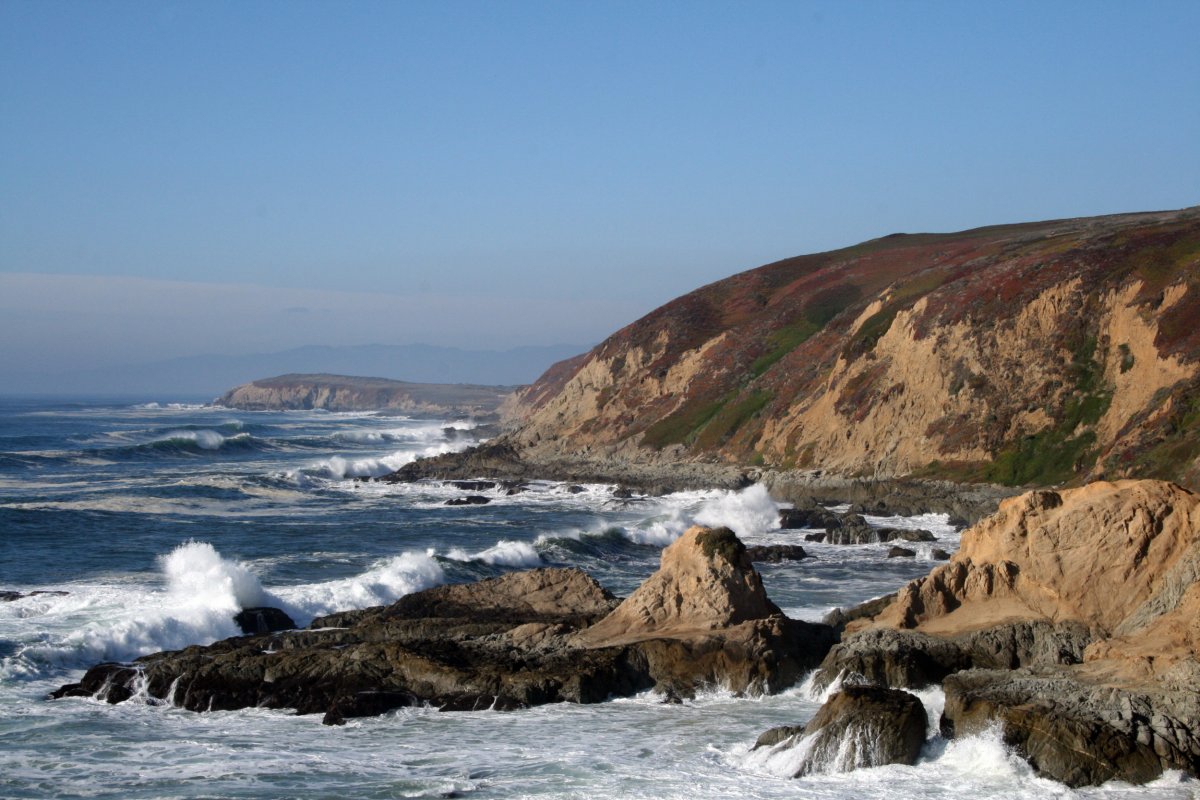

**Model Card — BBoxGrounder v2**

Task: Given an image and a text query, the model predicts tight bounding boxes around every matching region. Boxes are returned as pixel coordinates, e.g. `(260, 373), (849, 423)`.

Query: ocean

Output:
(0, 398), (1193, 799)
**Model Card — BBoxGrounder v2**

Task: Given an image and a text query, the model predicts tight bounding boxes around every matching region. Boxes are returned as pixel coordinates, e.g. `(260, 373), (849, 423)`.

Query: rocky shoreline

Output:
(51, 479), (1200, 788)
(54, 528), (835, 725)
(380, 440), (1018, 523)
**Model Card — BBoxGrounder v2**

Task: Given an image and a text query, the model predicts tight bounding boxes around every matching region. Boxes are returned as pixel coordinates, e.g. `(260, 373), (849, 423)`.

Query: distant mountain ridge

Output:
(497, 206), (1200, 490)
(217, 374), (517, 415)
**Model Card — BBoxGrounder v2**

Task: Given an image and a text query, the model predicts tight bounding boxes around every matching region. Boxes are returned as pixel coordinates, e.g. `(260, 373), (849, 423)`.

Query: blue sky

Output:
(2, 1), (1198, 383)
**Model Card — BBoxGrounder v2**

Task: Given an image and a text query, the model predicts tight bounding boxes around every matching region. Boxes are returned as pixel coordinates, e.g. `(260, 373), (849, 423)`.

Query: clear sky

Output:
(2, 1), (1198, 382)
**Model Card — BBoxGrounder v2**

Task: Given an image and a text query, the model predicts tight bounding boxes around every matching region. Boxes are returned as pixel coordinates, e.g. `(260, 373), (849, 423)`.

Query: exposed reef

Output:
(53, 527), (835, 725)
(380, 441), (1017, 522)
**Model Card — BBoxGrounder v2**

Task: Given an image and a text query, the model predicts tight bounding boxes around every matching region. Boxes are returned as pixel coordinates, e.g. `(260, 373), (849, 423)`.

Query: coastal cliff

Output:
(491, 207), (1200, 490)
(217, 373), (518, 416)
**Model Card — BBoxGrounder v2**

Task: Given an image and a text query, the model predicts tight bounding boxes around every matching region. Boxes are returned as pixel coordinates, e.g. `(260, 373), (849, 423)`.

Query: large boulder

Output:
(755, 685), (927, 776)
(942, 667), (1200, 787)
(575, 526), (834, 695)
(233, 607), (295, 635)
(575, 526), (780, 646)
(811, 620), (1094, 694)
(865, 481), (1200, 641)
(745, 544), (808, 563)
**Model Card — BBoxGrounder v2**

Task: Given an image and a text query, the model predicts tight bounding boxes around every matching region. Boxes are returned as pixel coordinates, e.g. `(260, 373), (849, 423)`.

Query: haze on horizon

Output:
(2, 1), (1198, 395)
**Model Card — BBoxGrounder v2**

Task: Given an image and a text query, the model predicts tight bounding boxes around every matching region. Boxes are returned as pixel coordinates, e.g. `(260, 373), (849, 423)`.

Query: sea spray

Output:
(693, 483), (781, 537)
(273, 551), (445, 624)
(446, 540), (542, 568)
(161, 540), (268, 611)
(14, 542), (269, 669)
(299, 442), (462, 480)
(621, 484), (782, 545)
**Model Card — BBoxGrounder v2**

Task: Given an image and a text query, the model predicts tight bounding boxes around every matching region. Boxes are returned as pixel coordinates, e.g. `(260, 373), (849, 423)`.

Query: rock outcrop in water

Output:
(811, 479), (1200, 786)
(755, 685), (927, 776)
(217, 373), (517, 415)
(53, 527), (836, 724)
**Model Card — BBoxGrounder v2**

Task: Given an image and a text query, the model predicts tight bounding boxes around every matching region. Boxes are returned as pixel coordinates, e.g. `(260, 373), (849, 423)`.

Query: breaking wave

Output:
(445, 540), (542, 567)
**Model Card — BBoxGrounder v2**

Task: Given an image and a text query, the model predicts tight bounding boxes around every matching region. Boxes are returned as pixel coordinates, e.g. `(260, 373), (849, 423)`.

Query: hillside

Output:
(217, 374), (518, 416)
(496, 207), (1200, 490)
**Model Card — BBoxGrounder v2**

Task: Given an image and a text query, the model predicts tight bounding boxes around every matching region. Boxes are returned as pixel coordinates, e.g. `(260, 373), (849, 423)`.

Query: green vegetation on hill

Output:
(983, 335), (1112, 486)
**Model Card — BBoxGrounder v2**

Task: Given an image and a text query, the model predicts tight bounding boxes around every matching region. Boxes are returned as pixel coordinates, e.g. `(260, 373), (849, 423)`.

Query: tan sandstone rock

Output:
(861, 480), (1200, 654)
(575, 526), (781, 647)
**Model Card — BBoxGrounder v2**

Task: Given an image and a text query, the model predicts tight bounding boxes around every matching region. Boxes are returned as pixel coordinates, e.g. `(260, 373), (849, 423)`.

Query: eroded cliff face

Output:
(506, 207), (1200, 489)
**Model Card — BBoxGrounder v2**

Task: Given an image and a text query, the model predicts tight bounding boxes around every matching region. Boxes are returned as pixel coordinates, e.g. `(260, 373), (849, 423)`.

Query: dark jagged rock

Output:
(942, 668), (1200, 787)
(887, 547), (916, 558)
(889, 528), (935, 542)
(745, 544), (808, 563)
(759, 686), (927, 775)
(778, 506), (842, 530)
(447, 480), (496, 491)
(822, 593), (897, 633)
(930, 548), (952, 560)
(810, 621), (1095, 694)
(54, 530), (837, 723)
(50, 663), (141, 704)
(445, 495), (491, 506)
(820, 514), (873, 544)
(753, 724), (806, 750)
(2, 590), (69, 602)
(233, 607), (296, 635)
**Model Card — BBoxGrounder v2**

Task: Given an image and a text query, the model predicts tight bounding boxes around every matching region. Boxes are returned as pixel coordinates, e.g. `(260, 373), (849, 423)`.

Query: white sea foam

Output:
(133, 402), (209, 410)
(445, 540), (542, 567)
(1, 543), (447, 675)
(162, 541), (268, 610)
(297, 442), (463, 481)
(161, 429), (231, 449)
(620, 484), (782, 546)
(693, 483), (781, 536)
(273, 551), (445, 624)
(11, 542), (266, 670)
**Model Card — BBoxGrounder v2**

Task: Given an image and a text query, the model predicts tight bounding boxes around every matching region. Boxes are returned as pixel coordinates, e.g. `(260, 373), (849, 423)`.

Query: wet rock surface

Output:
(941, 668), (1200, 787)
(445, 495), (491, 506)
(1, 590), (69, 602)
(54, 528), (836, 724)
(233, 607), (296, 635)
(758, 685), (927, 776)
(745, 544), (808, 563)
